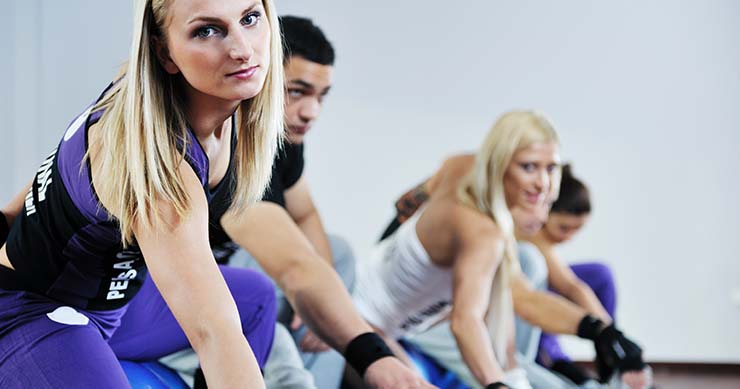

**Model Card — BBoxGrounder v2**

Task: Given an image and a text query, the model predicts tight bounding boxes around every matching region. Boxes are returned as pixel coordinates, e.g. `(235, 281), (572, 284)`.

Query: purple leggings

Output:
(0, 265), (275, 388)
(537, 262), (616, 366)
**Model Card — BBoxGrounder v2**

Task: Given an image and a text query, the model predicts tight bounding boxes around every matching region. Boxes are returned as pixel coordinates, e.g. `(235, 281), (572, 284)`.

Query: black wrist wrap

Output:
(577, 315), (605, 340)
(486, 382), (509, 389)
(344, 332), (394, 377)
(0, 211), (9, 248)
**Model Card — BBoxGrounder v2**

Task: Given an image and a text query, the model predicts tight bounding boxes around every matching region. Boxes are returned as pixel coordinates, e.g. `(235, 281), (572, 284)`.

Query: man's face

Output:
(283, 56), (333, 144)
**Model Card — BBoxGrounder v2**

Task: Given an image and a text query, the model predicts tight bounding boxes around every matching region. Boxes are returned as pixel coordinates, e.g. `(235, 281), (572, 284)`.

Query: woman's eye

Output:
(195, 26), (219, 38)
(520, 163), (535, 172)
(546, 164), (558, 173)
(242, 11), (261, 27)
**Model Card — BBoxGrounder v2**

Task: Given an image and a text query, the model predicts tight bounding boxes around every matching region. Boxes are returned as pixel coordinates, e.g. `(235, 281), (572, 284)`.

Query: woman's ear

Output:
(153, 36), (179, 75)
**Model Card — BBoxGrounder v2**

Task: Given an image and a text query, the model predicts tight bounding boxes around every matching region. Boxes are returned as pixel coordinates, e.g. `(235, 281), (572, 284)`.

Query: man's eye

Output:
(287, 89), (304, 98)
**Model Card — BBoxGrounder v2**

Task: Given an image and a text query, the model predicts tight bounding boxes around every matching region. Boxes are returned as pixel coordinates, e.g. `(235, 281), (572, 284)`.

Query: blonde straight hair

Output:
(457, 110), (561, 365)
(92, 0), (284, 245)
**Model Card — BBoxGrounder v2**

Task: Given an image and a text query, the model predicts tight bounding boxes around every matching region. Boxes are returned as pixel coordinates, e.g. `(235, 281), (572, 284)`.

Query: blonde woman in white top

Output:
(355, 110), (563, 389)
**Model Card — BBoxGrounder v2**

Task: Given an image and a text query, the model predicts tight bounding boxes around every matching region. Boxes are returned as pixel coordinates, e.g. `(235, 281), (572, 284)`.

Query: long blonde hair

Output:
(457, 110), (560, 365)
(92, 0), (284, 245)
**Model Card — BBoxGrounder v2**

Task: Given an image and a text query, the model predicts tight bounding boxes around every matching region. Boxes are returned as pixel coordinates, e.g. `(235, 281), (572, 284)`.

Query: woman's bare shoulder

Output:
(430, 197), (502, 250)
(440, 154), (475, 174)
(428, 154), (474, 193)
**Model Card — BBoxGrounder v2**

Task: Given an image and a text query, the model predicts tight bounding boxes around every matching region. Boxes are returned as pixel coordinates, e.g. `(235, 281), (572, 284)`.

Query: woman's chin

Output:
(224, 89), (261, 103)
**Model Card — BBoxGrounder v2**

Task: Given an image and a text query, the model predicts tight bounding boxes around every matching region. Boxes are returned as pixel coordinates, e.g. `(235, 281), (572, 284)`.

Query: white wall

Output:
(2, 0), (132, 191)
(2, 0), (739, 363)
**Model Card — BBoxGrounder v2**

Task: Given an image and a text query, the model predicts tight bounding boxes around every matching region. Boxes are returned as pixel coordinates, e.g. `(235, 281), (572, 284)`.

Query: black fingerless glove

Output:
(344, 332), (395, 377)
(486, 382), (510, 389)
(0, 211), (9, 247)
(595, 324), (645, 371)
(577, 315), (645, 380)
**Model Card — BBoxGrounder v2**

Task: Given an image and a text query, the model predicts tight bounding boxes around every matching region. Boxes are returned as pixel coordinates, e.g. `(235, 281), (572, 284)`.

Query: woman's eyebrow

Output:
(187, 1), (260, 25)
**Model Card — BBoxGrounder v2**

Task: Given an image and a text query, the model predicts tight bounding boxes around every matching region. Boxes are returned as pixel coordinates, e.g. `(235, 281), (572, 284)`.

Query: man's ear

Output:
(153, 36), (179, 75)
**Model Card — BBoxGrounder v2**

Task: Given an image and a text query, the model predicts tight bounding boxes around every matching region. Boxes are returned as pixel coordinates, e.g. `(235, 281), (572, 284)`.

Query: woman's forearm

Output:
(196, 330), (265, 389)
(565, 281), (612, 323)
(513, 286), (586, 335)
(450, 313), (506, 386)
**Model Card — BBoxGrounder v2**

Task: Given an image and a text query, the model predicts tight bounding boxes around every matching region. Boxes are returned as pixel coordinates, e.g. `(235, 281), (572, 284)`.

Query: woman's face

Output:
(504, 141), (560, 227)
(543, 212), (590, 243)
(158, 0), (270, 103)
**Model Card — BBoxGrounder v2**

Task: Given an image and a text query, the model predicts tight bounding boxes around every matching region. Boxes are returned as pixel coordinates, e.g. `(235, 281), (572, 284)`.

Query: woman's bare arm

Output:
(449, 221), (507, 386)
(537, 243), (611, 322)
(135, 166), (264, 389)
(222, 203), (433, 389)
(510, 272), (586, 335)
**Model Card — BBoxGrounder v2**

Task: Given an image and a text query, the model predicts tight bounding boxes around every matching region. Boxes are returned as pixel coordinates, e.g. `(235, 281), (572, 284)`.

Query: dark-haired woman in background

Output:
(515, 164), (646, 387)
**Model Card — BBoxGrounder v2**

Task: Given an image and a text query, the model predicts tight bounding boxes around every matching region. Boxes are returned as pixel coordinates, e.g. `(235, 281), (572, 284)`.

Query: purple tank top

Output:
(4, 85), (236, 310)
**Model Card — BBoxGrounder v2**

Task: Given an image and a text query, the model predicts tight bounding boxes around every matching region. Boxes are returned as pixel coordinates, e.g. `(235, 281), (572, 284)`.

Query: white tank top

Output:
(353, 208), (453, 339)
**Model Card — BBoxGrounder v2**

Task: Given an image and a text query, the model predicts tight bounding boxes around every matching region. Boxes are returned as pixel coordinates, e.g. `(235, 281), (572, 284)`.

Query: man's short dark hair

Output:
(279, 16), (335, 66)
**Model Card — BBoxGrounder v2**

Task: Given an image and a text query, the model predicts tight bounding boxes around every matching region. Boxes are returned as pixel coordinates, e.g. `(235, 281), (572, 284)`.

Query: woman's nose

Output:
(229, 31), (254, 62)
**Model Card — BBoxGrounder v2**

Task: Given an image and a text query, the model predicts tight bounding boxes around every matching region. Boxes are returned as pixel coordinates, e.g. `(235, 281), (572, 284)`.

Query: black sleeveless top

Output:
(209, 141), (304, 263)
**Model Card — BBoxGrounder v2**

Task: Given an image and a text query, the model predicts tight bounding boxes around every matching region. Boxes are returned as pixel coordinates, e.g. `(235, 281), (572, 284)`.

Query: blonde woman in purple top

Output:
(0, 0), (284, 387)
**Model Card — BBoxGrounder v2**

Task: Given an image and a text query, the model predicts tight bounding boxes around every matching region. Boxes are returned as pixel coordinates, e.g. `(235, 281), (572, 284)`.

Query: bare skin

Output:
(522, 212), (651, 388)
(4, 0), (275, 386)
(281, 56), (335, 266)
(129, 165), (264, 389)
(2, 159), (268, 389)
(0, 76), (262, 389)
(391, 155), (649, 387)
(214, 50), (430, 387)
(382, 146), (560, 387)
(135, 0), (273, 383)
(280, 56), (335, 351)
(523, 213), (612, 323)
(393, 154), (587, 333)
(221, 204), (433, 389)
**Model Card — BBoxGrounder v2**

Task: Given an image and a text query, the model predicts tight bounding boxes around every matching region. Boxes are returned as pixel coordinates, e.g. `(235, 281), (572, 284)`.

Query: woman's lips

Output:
(227, 65), (258, 80)
(290, 125), (308, 135)
(525, 192), (542, 204)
